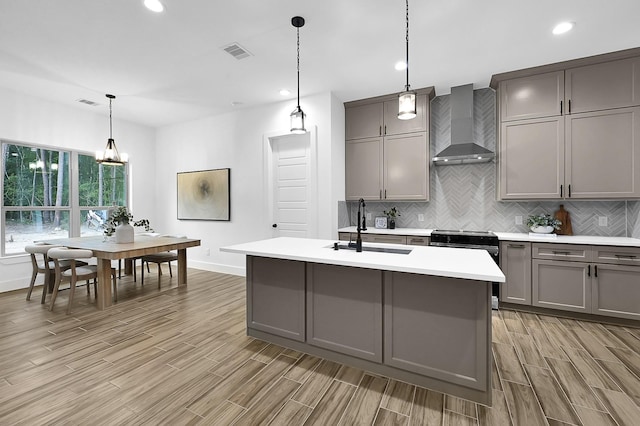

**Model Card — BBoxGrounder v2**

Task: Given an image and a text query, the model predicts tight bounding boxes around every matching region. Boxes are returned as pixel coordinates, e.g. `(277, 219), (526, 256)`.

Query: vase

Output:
(389, 219), (396, 229)
(530, 225), (554, 234)
(115, 222), (134, 243)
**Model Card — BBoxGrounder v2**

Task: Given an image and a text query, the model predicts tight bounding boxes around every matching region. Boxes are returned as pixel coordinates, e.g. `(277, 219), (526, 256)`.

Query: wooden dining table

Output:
(41, 235), (201, 310)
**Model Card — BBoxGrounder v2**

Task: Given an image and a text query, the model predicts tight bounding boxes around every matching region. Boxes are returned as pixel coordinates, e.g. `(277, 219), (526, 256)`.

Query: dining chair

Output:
(140, 235), (185, 289)
(25, 243), (62, 304)
(47, 247), (116, 314)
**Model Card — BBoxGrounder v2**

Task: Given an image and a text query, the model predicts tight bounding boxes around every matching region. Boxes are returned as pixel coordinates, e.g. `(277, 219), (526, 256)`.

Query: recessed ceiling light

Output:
(279, 89), (291, 96)
(394, 61), (407, 71)
(552, 21), (574, 35)
(144, 0), (164, 13)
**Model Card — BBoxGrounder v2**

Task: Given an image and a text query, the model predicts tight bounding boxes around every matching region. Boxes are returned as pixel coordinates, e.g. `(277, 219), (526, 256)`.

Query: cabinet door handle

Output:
(615, 254), (637, 259)
(384, 189), (387, 199)
(379, 125), (382, 136)
(594, 265), (598, 277)
(560, 100), (563, 115)
(560, 184), (563, 197)
(384, 125), (387, 135)
(509, 244), (525, 248)
(568, 99), (572, 114)
(588, 264), (591, 277)
(568, 184), (572, 197)
(380, 189), (382, 199)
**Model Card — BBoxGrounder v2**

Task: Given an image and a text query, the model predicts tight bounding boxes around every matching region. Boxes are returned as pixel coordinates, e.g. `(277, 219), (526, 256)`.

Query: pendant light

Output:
(96, 94), (128, 165)
(398, 0), (416, 120)
(290, 16), (307, 134)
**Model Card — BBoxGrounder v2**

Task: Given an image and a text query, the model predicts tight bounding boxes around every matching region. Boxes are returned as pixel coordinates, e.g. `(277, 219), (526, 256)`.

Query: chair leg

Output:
(146, 261), (150, 273)
(157, 263), (161, 289)
(133, 258), (137, 282)
(41, 270), (53, 304)
(118, 259), (122, 279)
(67, 278), (77, 315)
(49, 274), (62, 311)
(141, 262), (145, 286)
(93, 278), (97, 298)
(26, 269), (38, 301)
(168, 262), (173, 277)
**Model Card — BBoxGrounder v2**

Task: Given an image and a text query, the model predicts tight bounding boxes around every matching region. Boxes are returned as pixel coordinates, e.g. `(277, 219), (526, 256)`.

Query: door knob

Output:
(272, 224), (278, 228)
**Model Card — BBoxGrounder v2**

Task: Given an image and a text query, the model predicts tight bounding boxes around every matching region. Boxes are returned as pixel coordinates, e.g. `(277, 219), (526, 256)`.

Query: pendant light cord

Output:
(296, 26), (301, 108)
(109, 97), (113, 139)
(405, 0), (410, 92)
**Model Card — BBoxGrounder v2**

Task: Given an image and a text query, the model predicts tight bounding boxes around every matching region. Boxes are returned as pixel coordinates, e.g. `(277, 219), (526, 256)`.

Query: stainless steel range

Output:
(429, 230), (500, 309)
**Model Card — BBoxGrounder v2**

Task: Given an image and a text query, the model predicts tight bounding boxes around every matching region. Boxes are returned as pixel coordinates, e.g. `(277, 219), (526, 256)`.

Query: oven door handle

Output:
(429, 242), (499, 255)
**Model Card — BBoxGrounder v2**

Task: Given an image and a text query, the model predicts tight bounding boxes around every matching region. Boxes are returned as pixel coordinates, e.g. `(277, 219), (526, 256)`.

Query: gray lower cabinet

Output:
(246, 256), (306, 341)
(307, 264), (382, 362)
(592, 263), (640, 320)
(384, 271), (490, 391)
(499, 242), (532, 305)
(532, 259), (591, 313)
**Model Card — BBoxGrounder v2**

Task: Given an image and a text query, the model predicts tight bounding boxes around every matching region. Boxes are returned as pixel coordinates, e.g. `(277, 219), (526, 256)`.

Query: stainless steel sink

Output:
(331, 243), (412, 255)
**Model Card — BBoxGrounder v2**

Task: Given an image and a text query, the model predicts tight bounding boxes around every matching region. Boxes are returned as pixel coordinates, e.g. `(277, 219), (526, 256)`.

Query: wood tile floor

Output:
(1, 268), (639, 425)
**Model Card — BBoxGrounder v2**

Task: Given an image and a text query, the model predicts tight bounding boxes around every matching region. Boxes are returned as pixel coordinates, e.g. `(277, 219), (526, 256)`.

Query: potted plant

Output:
(526, 213), (561, 234)
(104, 206), (153, 243)
(383, 207), (401, 229)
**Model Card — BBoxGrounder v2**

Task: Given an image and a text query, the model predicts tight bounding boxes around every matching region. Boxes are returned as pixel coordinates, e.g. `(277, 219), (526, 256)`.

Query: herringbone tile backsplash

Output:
(340, 88), (640, 237)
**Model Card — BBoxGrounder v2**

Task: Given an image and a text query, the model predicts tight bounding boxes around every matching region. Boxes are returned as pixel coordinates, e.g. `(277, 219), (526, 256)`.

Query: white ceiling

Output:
(1, 0), (639, 128)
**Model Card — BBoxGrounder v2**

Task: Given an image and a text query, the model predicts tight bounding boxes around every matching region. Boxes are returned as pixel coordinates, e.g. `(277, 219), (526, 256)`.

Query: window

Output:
(1, 141), (128, 255)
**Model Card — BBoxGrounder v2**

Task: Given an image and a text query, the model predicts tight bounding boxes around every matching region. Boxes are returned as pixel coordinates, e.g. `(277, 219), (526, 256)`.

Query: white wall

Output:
(0, 87), (156, 292)
(154, 91), (345, 275)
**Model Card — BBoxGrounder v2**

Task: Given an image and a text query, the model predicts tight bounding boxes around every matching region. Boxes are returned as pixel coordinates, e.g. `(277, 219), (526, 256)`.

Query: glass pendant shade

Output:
(398, 90), (417, 120)
(96, 94), (127, 165)
(290, 106), (306, 134)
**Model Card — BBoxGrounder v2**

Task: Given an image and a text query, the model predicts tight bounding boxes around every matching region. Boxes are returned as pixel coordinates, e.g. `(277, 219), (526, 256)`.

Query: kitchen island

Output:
(221, 237), (505, 406)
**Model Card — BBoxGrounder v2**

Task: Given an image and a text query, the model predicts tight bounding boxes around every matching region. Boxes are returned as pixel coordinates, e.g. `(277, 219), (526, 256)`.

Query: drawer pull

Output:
(552, 251), (571, 255)
(509, 244), (525, 248)
(614, 254), (637, 259)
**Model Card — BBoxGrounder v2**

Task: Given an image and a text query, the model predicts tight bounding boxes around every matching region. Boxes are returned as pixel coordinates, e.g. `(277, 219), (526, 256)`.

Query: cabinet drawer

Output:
(365, 234), (407, 245)
(338, 232), (351, 241)
(532, 243), (591, 261)
(592, 246), (640, 266)
(406, 236), (430, 246)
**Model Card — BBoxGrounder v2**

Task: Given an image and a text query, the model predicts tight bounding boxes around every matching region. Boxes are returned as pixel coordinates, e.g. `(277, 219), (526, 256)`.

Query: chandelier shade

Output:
(96, 94), (128, 165)
(290, 16), (307, 134)
(398, 0), (417, 120)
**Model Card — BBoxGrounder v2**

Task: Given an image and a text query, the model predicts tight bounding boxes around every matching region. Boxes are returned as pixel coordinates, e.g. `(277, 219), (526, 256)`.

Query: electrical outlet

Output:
(418, 214), (425, 222)
(205, 248), (210, 256)
(598, 216), (608, 227)
(366, 212), (372, 220)
(515, 215), (523, 225)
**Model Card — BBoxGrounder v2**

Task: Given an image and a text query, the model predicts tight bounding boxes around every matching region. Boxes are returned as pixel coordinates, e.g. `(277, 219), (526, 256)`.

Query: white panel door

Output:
(271, 133), (313, 238)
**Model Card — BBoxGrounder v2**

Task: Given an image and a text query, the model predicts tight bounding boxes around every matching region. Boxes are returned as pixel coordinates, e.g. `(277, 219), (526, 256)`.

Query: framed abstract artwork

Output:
(177, 168), (230, 221)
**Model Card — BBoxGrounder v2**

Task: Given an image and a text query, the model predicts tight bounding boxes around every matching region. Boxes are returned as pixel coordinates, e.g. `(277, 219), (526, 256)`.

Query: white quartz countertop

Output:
(338, 227), (640, 247)
(221, 237), (505, 282)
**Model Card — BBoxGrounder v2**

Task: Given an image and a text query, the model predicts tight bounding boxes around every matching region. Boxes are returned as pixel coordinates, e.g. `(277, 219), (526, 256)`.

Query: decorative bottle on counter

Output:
(389, 219), (396, 229)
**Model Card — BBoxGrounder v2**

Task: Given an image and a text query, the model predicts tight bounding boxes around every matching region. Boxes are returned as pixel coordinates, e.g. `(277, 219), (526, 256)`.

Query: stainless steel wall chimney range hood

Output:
(432, 84), (495, 165)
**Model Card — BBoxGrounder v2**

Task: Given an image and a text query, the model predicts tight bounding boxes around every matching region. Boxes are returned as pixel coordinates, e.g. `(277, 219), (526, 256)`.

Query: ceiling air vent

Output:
(222, 43), (252, 60)
(76, 98), (99, 106)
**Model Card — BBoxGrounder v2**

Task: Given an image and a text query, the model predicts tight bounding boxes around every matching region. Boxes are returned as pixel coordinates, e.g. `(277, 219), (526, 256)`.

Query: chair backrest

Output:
(47, 247), (94, 260)
(25, 243), (60, 255)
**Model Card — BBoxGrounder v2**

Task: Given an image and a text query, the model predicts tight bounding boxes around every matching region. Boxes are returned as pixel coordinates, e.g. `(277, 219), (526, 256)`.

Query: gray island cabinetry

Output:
(224, 237), (505, 406)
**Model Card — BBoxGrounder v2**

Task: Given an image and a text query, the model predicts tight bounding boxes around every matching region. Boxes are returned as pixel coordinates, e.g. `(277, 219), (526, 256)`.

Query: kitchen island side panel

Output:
(246, 256), (306, 341)
(384, 271), (491, 392)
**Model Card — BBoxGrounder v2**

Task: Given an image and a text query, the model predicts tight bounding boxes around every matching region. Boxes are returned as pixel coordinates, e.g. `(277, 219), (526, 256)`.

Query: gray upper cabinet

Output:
(494, 51), (640, 200)
(345, 103), (383, 140)
(565, 106), (640, 198)
(566, 57), (640, 114)
(500, 117), (564, 199)
(500, 71), (564, 121)
(383, 132), (428, 200)
(345, 137), (383, 200)
(345, 87), (434, 201)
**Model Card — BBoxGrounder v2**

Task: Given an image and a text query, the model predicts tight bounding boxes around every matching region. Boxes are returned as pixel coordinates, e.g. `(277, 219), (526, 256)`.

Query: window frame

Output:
(1, 139), (129, 257)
